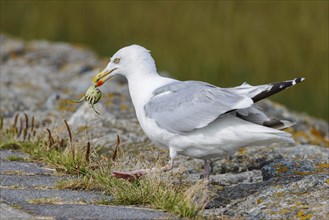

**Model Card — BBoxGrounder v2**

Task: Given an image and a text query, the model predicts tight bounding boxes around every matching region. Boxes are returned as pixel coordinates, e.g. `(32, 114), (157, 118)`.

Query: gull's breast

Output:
(138, 109), (175, 149)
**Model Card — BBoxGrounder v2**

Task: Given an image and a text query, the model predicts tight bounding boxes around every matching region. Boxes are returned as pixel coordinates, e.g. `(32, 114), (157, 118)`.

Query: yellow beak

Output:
(92, 68), (117, 87)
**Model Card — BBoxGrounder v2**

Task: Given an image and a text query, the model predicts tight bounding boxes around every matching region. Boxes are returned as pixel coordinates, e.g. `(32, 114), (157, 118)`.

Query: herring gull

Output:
(92, 45), (304, 179)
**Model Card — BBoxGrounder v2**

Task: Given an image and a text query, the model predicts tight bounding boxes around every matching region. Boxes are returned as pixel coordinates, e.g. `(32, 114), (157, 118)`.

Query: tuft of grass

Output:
(6, 155), (27, 162)
(28, 197), (88, 205)
(57, 171), (203, 217)
(0, 142), (22, 150)
(29, 197), (63, 205)
(93, 198), (112, 206)
(107, 173), (198, 216)
(0, 113), (208, 217)
(0, 184), (25, 190)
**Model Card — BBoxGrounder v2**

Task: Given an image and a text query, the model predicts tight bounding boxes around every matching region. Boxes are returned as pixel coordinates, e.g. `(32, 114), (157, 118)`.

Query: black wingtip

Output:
(293, 77), (305, 85)
(252, 77), (305, 103)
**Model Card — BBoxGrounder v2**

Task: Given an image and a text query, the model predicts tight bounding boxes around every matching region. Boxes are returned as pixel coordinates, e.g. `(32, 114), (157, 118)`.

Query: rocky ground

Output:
(0, 34), (328, 219)
(0, 149), (173, 219)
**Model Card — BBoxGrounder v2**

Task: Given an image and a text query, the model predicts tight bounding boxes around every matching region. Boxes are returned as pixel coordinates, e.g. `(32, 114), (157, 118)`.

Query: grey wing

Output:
(144, 81), (254, 134)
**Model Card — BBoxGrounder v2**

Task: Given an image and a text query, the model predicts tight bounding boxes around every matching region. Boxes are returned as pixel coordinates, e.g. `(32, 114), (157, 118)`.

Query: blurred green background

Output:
(1, 1), (328, 121)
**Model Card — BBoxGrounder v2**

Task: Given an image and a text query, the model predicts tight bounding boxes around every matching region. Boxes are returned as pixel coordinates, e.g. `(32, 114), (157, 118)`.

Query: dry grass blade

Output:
(31, 116), (35, 132)
(59, 138), (65, 150)
(23, 128), (27, 141)
(12, 113), (19, 130)
(64, 120), (75, 159)
(64, 120), (72, 143)
(0, 116), (4, 131)
(46, 128), (54, 148)
(112, 135), (120, 161)
(85, 142), (91, 163)
(24, 113), (29, 130)
(17, 117), (23, 138)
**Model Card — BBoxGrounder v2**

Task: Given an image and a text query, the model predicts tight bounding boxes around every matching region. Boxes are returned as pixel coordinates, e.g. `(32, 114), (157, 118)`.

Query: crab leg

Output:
(70, 96), (85, 103)
(91, 104), (100, 115)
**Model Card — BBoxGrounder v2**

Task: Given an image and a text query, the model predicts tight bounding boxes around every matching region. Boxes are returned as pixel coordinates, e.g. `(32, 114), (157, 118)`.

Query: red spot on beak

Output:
(96, 81), (104, 87)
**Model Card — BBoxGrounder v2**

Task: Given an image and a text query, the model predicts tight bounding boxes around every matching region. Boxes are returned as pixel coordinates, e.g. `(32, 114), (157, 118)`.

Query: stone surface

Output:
(0, 203), (34, 220)
(0, 161), (56, 176)
(1, 188), (112, 205)
(1, 175), (66, 188)
(261, 159), (329, 181)
(23, 204), (171, 220)
(205, 174), (329, 219)
(1, 34), (328, 219)
(0, 149), (172, 219)
(0, 150), (30, 160)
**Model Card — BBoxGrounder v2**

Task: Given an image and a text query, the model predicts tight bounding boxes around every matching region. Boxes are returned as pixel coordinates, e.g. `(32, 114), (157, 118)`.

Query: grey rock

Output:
(205, 174), (329, 219)
(0, 35), (100, 118)
(1, 188), (112, 205)
(23, 204), (171, 220)
(1, 175), (67, 188)
(211, 170), (263, 186)
(0, 161), (56, 176)
(42, 93), (61, 110)
(261, 159), (329, 181)
(206, 175), (304, 209)
(212, 145), (283, 174)
(274, 144), (329, 162)
(258, 100), (329, 147)
(0, 150), (30, 160)
(0, 203), (33, 220)
(67, 102), (146, 146)
(183, 170), (263, 187)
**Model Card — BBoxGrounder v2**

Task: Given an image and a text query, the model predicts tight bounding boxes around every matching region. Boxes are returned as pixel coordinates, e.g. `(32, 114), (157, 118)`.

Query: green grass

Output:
(6, 155), (27, 162)
(1, 1), (328, 121)
(28, 197), (64, 205)
(0, 113), (207, 217)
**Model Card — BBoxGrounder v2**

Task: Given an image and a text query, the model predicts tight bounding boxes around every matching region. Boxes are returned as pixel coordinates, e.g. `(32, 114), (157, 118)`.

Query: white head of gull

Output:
(93, 45), (304, 180)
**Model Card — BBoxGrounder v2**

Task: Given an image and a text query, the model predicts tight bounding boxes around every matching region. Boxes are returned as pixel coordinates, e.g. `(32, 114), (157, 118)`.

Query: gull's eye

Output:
(113, 58), (121, 64)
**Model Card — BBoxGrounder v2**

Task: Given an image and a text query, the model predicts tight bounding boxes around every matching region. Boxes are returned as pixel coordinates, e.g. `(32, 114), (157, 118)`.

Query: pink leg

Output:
(200, 159), (213, 180)
(112, 158), (174, 181)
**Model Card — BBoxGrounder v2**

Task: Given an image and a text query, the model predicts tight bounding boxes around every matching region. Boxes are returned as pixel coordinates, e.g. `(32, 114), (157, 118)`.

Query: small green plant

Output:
(0, 113), (208, 217)
(7, 155), (27, 162)
(28, 197), (63, 205)
(93, 198), (112, 206)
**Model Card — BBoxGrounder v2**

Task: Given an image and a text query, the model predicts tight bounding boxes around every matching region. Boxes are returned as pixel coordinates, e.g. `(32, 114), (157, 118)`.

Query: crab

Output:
(71, 84), (102, 114)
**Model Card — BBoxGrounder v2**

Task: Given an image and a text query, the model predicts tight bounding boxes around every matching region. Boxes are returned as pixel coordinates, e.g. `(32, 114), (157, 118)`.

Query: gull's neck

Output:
(125, 70), (175, 115)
